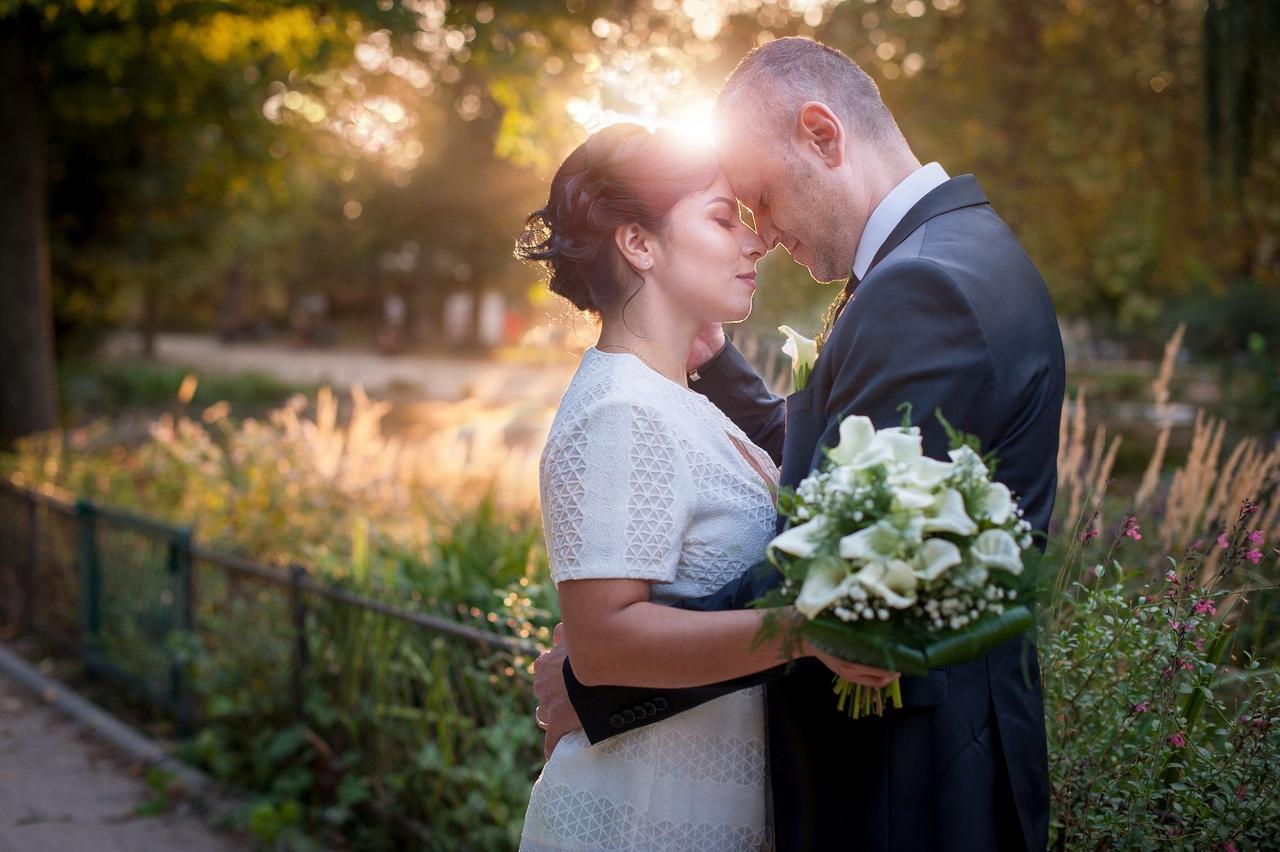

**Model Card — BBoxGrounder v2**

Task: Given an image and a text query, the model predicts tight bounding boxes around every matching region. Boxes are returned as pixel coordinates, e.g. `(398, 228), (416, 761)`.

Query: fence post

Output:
(288, 564), (309, 724)
(168, 527), (196, 736)
(20, 493), (37, 633)
(74, 499), (100, 673)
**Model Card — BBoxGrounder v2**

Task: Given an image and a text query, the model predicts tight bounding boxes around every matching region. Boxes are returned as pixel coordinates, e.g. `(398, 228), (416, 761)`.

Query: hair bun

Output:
(513, 123), (719, 317)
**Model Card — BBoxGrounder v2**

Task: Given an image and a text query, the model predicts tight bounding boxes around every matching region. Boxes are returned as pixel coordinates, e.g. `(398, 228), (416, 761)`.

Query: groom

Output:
(535, 37), (1062, 851)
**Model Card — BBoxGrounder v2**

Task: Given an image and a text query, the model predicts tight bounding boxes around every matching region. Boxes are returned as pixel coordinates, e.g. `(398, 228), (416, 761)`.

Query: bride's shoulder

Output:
(548, 351), (679, 438)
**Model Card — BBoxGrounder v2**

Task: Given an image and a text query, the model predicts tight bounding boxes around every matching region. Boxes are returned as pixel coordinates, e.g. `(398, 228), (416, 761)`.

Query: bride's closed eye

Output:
(715, 217), (737, 229)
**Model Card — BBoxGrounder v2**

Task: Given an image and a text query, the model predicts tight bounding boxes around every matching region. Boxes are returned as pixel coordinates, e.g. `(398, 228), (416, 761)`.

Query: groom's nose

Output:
(753, 213), (780, 250)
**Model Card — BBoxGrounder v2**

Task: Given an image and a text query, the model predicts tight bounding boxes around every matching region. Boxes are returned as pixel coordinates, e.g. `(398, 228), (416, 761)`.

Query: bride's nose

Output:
(744, 233), (766, 261)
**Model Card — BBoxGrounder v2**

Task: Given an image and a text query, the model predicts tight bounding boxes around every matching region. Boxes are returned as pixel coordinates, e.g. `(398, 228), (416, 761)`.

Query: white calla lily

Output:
(916, 537), (962, 582)
(892, 484), (936, 511)
(794, 558), (853, 618)
(779, 325), (818, 392)
(981, 481), (1014, 525)
(922, 488), (978, 536)
(838, 522), (898, 562)
(854, 561), (917, 609)
(828, 415), (876, 467)
(971, 528), (1023, 575)
(901, 456), (954, 489)
(769, 516), (830, 558)
(881, 429), (923, 463)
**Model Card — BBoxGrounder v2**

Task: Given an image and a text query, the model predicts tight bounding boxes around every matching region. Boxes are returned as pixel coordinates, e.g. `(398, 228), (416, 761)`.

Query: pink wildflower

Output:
(1248, 530), (1265, 546)
(1132, 701), (1150, 714)
(1194, 599), (1217, 616)
(1168, 731), (1186, 747)
(1165, 569), (1178, 583)
(1245, 548), (1263, 565)
(1195, 637), (1206, 652)
(1240, 499), (1259, 518)
(1080, 527), (1099, 544)
(1217, 533), (1231, 549)
(1122, 515), (1142, 541)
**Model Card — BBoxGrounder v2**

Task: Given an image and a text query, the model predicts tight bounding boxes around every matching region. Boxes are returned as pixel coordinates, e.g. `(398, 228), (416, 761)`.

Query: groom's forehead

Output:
(719, 144), (774, 204)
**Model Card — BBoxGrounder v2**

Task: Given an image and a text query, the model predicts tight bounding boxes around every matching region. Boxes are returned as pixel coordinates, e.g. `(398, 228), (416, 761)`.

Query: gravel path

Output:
(106, 331), (577, 406)
(0, 673), (246, 852)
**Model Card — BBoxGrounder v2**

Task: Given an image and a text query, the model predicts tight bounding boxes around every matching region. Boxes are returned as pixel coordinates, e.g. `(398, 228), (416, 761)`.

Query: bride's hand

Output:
(804, 641), (900, 689)
(687, 322), (726, 375)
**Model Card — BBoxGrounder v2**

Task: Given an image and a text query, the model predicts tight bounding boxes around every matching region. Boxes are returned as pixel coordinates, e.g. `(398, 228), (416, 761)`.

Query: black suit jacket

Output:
(563, 176), (1063, 851)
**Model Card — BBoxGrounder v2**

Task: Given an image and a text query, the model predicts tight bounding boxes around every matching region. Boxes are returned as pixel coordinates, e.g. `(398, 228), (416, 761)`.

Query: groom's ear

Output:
(795, 102), (845, 168)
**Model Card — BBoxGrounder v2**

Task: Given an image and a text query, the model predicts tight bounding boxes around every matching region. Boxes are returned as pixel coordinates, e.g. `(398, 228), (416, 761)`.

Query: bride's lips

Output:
(736, 273), (757, 291)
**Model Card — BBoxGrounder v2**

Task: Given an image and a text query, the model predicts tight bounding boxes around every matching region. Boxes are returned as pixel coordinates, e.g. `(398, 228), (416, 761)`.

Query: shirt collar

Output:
(852, 162), (950, 281)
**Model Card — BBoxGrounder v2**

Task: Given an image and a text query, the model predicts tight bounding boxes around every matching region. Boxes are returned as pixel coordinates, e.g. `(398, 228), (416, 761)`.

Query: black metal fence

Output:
(0, 479), (540, 735)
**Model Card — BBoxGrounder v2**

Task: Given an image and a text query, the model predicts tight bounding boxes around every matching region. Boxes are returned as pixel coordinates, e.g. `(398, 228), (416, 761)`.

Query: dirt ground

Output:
(0, 673), (247, 852)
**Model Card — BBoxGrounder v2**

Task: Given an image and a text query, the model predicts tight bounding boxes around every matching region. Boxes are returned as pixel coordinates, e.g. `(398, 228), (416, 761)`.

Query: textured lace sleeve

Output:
(540, 397), (691, 584)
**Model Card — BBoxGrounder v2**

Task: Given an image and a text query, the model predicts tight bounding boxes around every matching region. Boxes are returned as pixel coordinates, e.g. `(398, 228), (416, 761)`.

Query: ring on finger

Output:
(534, 705), (549, 730)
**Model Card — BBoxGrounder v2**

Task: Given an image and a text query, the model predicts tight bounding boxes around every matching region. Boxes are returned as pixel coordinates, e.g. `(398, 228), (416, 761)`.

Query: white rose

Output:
(916, 538), (962, 582)
(778, 325), (818, 392)
(922, 488), (978, 536)
(770, 515), (830, 558)
(970, 528), (1023, 575)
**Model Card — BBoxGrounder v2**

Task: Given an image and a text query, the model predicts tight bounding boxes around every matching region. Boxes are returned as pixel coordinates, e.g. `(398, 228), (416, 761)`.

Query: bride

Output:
(514, 123), (889, 851)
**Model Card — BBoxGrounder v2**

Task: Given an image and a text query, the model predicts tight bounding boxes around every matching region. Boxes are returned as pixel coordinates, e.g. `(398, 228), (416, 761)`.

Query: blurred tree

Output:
(0, 4), (57, 447)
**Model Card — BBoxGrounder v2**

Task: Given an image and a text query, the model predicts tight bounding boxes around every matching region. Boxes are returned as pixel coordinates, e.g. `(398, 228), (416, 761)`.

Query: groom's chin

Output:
(806, 265), (847, 286)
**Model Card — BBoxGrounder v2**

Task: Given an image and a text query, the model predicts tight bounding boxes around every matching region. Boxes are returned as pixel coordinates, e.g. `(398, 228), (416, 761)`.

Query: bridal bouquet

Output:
(755, 409), (1039, 717)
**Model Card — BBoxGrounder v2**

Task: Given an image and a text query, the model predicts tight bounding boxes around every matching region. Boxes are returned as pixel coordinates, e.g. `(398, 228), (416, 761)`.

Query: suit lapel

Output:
(841, 174), (991, 303)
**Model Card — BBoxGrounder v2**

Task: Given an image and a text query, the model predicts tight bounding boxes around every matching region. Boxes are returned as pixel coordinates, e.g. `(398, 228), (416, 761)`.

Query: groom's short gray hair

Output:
(717, 37), (905, 150)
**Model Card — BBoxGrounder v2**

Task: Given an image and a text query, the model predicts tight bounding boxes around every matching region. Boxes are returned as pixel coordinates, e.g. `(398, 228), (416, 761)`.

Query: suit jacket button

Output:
(622, 709), (636, 723)
(610, 713), (625, 729)
(653, 697), (668, 711)
(643, 701), (657, 716)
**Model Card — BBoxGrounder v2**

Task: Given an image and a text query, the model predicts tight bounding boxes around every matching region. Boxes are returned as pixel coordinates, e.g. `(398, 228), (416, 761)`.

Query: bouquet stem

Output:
(832, 676), (904, 719)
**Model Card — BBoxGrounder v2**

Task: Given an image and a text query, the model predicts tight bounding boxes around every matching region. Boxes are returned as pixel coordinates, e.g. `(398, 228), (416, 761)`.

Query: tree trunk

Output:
(0, 10), (58, 448)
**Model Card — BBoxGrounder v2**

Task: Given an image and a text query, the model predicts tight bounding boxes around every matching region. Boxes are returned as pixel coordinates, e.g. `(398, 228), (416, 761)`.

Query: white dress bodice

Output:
(520, 347), (779, 852)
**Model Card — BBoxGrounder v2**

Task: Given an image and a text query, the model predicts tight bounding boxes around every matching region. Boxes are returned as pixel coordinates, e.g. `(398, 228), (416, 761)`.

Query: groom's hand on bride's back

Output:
(533, 623), (583, 759)
(686, 322), (726, 376)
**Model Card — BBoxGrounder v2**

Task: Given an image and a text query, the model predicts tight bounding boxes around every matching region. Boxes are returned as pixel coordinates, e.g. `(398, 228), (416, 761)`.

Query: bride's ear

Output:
(614, 223), (655, 274)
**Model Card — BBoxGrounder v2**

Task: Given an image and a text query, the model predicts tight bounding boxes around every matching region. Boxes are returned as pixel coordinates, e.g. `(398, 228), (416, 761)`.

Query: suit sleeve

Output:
(563, 554), (789, 744)
(690, 339), (785, 466)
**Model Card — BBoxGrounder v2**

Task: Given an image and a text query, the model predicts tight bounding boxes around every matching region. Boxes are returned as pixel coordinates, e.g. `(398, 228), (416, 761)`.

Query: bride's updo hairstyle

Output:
(516, 122), (719, 317)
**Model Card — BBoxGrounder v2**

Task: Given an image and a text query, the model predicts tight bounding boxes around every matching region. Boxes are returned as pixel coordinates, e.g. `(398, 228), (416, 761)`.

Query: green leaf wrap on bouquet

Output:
(800, 605), (1036, 676)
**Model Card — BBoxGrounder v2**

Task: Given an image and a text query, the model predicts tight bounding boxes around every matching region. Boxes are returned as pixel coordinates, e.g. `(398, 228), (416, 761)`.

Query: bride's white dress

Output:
(520, 347), (779, 852)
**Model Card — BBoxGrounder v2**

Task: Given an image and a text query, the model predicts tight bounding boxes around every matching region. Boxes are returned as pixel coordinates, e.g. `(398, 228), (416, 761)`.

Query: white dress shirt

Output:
(852, 162), (950, 280)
